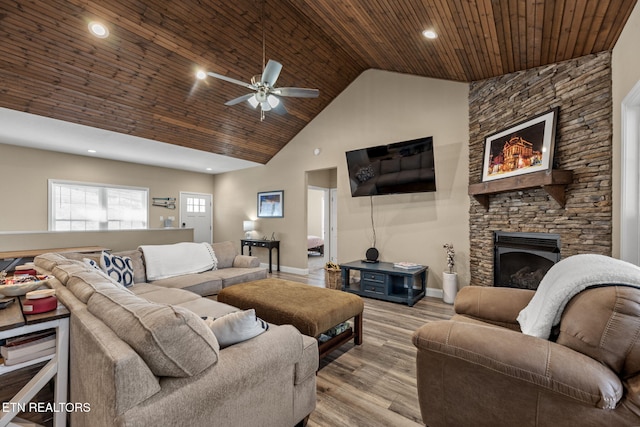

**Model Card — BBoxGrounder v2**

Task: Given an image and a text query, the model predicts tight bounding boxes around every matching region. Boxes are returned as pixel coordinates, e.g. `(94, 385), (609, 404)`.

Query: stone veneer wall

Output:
(468, 52), (612, 287)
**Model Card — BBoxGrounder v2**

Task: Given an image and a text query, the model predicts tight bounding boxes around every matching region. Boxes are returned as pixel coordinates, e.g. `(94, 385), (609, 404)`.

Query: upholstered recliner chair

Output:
(412, 261), (640, 426)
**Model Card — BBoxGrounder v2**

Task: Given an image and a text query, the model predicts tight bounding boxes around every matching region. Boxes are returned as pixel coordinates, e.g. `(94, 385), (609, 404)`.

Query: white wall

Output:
(612, 1), (640, 259)
(212, 69), (470, 291)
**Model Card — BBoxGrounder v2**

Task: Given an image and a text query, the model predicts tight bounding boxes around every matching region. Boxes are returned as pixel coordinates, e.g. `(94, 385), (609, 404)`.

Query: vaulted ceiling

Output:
(0, 0), (636, 165)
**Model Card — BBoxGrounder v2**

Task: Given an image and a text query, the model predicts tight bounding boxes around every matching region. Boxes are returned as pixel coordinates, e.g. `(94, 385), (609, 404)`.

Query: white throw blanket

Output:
(517, 254), (640, 339)
(139, 242), (218, 281)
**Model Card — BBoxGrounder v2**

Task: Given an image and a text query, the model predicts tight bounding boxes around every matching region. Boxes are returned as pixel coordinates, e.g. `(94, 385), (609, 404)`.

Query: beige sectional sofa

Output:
(64, 240), (267, 296)
(34, 248), (318, 427)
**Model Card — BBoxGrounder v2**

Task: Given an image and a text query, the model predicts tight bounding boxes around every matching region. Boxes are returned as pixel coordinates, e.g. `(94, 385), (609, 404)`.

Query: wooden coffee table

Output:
(218, 278), (364, 359)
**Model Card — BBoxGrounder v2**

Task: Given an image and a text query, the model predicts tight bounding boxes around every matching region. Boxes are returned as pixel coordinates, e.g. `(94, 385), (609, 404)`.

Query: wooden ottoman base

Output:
(218, 278), (364, 358)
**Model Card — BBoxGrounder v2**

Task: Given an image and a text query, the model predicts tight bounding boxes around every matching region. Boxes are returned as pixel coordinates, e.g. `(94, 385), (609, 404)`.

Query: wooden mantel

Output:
(468, 170), (573, 210)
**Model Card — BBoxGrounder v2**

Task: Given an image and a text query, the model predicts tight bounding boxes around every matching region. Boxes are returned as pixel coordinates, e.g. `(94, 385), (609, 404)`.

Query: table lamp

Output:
(243, 220), (256, 239)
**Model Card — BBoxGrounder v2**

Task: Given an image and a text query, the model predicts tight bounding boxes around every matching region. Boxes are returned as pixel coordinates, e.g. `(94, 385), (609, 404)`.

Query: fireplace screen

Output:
(494, 232), (560, 289)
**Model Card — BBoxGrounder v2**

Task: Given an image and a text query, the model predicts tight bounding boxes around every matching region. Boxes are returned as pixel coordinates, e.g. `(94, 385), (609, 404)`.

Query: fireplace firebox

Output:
(494, 231), (560, 289)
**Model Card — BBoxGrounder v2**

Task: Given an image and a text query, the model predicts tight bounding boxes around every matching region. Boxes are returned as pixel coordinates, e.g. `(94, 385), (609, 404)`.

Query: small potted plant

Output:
(442, 244), (457, 304)
(324, 261), (342, 290)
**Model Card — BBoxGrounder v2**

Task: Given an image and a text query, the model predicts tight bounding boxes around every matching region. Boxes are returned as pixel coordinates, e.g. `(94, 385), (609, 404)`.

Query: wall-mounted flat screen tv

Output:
(345, 136), (436, 197)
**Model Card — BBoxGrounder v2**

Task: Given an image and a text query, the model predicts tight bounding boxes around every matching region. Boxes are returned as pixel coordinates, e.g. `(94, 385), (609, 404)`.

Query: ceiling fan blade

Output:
(207, 71), (255, 90)
(261, 60), (283, 87)
(274, 87), (320, 98)
(224, 93), (256, 106)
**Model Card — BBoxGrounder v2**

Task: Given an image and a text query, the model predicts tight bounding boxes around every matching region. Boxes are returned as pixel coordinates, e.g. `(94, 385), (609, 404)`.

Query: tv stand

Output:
(340, 260), (427, 306)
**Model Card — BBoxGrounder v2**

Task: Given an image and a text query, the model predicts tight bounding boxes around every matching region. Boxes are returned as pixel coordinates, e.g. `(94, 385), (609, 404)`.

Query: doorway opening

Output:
(306, 168), (338, 273)
(621, 79), (640, 266)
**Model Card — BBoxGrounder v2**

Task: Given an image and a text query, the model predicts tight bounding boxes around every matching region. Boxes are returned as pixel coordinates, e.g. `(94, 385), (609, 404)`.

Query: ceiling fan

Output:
(202, 60), (319, 119)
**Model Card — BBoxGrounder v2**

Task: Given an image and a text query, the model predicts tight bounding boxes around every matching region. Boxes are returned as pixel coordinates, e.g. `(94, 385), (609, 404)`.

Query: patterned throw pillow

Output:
(83, 257), (124, 288)
(99, 252), (134, 287)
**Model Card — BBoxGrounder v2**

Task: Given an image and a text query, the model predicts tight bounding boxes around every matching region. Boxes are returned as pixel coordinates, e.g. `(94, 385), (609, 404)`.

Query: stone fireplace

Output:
(468, 52), (613, 287)
(494, 231), (560, 289)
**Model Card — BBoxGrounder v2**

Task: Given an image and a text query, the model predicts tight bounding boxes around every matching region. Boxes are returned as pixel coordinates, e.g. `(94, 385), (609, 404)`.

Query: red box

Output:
(22, 296), (58, 314)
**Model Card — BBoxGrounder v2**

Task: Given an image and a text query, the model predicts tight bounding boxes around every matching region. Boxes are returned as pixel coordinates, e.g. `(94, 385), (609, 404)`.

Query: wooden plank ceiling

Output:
(0, 0), (636, 165)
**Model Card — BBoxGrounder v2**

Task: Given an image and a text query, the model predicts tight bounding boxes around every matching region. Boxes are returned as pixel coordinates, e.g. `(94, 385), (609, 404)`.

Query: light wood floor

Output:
(271, 266), (455, 427)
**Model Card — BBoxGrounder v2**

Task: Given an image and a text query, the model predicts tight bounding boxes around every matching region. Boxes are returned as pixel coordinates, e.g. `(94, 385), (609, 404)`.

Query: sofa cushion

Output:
(216, 267), (268, 288)
(133, 287), (201, 306)
(100, 252), (135, 287)
(211, 241), (238, 269)
(52, 260), (93, 285)
(67, 270), (129, 304)
(175, 298), (238, 319)
(87, 286), (220, 378)
(150, 271), (222, 296)
(205, 309), (268, 348)
(34, 253), (74, 272)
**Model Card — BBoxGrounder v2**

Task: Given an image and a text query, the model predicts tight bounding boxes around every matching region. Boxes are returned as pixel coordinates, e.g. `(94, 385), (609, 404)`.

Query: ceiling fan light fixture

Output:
(88, 21), (109, 38)
(422, 29), (438, 39)
(247, 95), (259, 108)
(195, 69), (207, 80)
(267, 95), (280, 108)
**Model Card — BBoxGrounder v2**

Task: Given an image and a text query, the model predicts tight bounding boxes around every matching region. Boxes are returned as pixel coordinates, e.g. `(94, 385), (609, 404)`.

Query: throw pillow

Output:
(83, 257), (124, 288)
(204, 309), (269, 348)
(100, 252), (134, 287)
(87, 286), (219, 377)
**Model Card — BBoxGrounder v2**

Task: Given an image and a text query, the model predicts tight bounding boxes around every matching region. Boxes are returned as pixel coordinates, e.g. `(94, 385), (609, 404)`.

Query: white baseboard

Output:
(426, 288), (444, 299)
(261, 263), (309, 276)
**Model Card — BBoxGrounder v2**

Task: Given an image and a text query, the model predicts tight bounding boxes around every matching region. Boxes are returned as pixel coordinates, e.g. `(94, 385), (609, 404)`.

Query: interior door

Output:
(179, 192), (213, 243)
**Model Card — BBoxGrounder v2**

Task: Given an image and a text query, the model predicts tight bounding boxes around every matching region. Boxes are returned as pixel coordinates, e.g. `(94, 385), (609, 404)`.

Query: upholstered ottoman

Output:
(218, 278), (364, 358)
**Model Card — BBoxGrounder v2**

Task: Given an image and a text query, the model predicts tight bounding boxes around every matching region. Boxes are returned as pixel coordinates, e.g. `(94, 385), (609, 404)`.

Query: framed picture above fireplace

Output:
(482, 108), (558, 182)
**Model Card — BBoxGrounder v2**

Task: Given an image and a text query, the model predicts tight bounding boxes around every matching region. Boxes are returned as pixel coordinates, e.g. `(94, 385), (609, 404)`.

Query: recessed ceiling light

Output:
(196, 70), (207, 80)
(206, 167), (213, 171)
(422, 29), (438, 39)
(88, 21), (109, 39)
(87, 149), (97, 153)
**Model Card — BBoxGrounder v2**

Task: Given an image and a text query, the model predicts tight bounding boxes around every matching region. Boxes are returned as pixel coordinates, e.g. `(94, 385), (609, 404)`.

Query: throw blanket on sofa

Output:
(139, 242), (218, 281)
(517, 254), (640, 339)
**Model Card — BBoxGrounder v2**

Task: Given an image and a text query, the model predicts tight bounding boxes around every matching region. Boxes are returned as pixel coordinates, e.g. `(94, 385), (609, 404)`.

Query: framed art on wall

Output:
(257, 190), (284, 218)
(482, 108), (558, 182)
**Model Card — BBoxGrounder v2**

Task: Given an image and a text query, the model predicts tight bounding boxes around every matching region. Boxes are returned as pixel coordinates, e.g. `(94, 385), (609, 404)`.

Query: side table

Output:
(240, 239), (280, 273)
(0, 297), (70, 427)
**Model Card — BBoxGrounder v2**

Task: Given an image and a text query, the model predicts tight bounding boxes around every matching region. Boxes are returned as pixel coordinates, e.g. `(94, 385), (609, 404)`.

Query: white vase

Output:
(442, 272), (458, 304)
